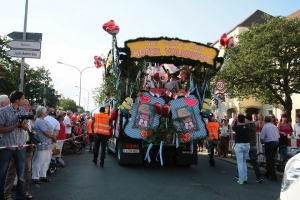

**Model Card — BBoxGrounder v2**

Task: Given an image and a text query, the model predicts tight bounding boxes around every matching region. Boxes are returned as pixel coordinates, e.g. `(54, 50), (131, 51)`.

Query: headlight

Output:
(281, 158), (300, 192)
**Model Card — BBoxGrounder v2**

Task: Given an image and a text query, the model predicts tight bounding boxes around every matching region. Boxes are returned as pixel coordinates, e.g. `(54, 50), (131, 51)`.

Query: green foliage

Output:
(59, 98), (78, 112)
(216, 15), (300, 119)
(0, 36), (60, 107)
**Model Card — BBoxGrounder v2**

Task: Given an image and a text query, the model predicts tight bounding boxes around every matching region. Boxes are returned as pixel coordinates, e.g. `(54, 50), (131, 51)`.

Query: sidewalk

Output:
(198, 151), (284, 177)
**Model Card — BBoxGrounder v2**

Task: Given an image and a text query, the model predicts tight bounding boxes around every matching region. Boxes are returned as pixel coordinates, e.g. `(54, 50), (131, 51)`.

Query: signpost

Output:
(215, 80), (226, 92)
(7, 31), (42, 41)
(6, 40), (41, 50)
(6, 49), (41, 59)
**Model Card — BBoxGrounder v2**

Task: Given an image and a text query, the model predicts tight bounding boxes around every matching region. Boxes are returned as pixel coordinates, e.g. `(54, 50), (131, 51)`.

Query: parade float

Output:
(97, 20), (224, 166)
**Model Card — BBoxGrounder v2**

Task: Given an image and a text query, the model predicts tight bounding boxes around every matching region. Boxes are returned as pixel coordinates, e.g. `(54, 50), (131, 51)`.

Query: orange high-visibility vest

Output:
(93, 113), (110, 135)
(206, 122), (219, 140)
(88, 119), (93, 134)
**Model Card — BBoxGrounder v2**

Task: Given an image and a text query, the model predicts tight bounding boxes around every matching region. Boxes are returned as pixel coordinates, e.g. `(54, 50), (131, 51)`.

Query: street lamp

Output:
(57, 61), (95, 107)
(75, 86), (94, 111)
(76, 95), (86, 111)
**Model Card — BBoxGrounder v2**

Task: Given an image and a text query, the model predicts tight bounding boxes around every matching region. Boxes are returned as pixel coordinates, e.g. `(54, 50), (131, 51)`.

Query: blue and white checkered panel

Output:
(124, 92), (165, 139)
(169, 95), (208, 142)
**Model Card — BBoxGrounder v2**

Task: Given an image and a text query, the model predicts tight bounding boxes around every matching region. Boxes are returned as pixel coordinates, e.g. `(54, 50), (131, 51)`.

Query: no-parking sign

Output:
(215, 80), (226, 92)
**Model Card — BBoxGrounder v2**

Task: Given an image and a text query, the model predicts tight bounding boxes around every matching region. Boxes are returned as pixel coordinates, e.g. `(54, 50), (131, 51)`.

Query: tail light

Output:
(124, 144), (139, 149)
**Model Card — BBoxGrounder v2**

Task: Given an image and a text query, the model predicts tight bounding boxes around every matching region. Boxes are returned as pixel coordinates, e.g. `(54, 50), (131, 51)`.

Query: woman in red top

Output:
(277, 113), (293, 160)
(56, 114), (66, 152)
(256, 114), (264, 133)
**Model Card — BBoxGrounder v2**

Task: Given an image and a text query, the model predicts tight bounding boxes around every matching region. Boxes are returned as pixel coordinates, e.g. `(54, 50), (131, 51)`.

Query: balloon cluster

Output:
(219, 33), (237, 49)
(94, 56), (102, 68)
(102, 20), (120, 36)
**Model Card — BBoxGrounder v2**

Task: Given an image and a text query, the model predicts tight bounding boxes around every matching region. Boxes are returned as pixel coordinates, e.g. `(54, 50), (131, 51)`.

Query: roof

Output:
(286, 9), (300, 19)
(211, 10), (271, 46)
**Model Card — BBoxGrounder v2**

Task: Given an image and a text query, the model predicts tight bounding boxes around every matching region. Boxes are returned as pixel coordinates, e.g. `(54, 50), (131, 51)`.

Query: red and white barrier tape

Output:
(287, 136), (300, 148)
(0, 135), (83, 149)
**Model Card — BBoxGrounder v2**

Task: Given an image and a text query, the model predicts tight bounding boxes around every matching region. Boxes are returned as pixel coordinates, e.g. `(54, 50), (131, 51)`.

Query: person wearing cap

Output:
(148, 72), (166, 89)
(245, 114), (263, 183)
(232, 114), (250, 185)
(45, 111), (60, 139)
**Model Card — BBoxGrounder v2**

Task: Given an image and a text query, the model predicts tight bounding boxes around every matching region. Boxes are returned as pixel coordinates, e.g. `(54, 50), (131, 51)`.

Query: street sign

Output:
(6, 40), (41, 50)
(6, 49), (41, 59)
(215, 80), (226, 92)
(7, 31), (42, 41)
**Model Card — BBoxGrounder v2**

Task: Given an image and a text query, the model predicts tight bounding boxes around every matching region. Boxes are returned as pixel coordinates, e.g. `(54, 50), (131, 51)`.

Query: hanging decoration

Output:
(219, 33), (237, 49)
(94, 55), (102, 68)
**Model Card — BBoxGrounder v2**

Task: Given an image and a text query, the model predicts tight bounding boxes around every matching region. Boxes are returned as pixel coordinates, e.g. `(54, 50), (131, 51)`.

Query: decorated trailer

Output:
(99, 20), (224, 166)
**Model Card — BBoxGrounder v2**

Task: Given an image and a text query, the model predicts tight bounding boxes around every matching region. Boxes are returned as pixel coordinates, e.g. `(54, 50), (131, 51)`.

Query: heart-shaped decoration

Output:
(184, 97), (197, 107)
(154, 102), (162, 115)
(94, 61), (102, 68)
(106, 25), (120, 36)
(162, 104), (170, 117)
(110, 107), (118, 121)
(182, 133), (191, 142)
(139, 94), (151, 104)
(102, 20), (115, 31)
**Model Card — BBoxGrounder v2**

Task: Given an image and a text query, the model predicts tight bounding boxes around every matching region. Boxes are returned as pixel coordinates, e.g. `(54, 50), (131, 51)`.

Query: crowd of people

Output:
(0, 91), (93, 200)
(204, 111), (300, 185)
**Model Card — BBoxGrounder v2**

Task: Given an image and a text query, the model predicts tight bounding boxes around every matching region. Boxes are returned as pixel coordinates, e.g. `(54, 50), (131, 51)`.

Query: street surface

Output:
(12, 148), (282, 200)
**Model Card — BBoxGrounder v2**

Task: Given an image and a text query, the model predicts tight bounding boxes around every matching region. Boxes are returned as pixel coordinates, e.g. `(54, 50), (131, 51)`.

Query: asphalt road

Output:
(12, 148), (282, 200)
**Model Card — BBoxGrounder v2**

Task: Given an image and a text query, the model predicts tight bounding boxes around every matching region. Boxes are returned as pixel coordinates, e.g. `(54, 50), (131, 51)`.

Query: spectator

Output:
(219, 119), (230, 158)
(256, 114), (264, 133)
(87, 116), (94, 152)
(64, 111), (73, 139)
(32, 106), (56, 184)
(277, 113), (293, 160)
(260, 116), (280, 181)
(252, 114), (258, 124)
(56, 114), (66, 152)
(4, 99), (34, 199)
(293, 114), (300, 137)
(52, 143), (65, 167)
(269, 113), (278, 126)
(0, 95), (10, 147)
(45, 111), (60, 141)
(245, 114), (263, 183)
(0, 91), (28, 200)
(232, 114), (250, 185)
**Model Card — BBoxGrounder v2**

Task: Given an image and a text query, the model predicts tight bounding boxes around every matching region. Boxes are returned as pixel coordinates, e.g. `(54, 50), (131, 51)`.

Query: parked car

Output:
(280, 151), (300, 200)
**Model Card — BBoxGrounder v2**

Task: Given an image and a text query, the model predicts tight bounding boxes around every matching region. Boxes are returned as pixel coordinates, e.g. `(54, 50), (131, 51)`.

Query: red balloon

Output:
(154, 102), (161, 115)
(106, 25), (120, 36)
(162, 104), (170, 117)
(102, 20), (115, 31)
(110, 107), (118, 121)
(94, 61), (102, 68)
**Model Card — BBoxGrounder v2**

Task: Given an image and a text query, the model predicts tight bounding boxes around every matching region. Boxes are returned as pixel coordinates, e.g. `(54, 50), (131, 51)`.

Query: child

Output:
(53, 143), (66, 167)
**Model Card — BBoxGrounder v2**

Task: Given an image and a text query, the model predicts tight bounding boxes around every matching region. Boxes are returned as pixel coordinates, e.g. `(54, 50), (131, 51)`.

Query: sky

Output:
(1, 0), (299, 111)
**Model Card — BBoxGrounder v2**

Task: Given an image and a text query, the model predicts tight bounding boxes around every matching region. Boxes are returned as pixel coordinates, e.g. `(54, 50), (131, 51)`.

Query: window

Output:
(296, 109), (300, 114)
(267, 109), (273, 115)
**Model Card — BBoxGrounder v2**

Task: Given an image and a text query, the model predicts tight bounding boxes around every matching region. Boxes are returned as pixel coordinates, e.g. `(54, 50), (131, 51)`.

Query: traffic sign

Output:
(215, 80), (226, 91)
(6, 40), (41, 50)
(7, 31), (42, 41)
(6, 49), (41, 59)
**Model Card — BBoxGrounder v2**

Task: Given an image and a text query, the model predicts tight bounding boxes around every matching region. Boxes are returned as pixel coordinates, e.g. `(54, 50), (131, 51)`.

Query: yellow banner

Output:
(125, 39), (218, 66)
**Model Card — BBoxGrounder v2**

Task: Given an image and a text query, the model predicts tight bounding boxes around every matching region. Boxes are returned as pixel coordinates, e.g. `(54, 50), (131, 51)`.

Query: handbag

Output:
(28, 129), (41, 145)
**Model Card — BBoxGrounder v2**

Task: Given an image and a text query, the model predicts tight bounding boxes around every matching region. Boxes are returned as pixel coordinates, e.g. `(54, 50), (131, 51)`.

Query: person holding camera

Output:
(4, 99), (34, 199)
(31, 106), (56, 184)
(0, 91), (28, 200)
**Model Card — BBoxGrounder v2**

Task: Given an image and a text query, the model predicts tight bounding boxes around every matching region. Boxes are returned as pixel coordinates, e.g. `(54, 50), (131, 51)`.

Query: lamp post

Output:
(75, 86), (94, 111)
(76, 95), (86, 111)
(57, 61), (94, 107)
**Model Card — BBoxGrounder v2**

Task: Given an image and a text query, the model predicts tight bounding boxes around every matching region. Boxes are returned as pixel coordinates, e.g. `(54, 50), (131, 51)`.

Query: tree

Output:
(216, 15), (300, 120)
(0, 36), (60, 107)
(59, 98), (78, 112)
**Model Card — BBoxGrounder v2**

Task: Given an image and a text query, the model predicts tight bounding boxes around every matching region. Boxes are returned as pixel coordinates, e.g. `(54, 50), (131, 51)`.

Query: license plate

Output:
(123, 149), (140, 153)
(182, 151), (192, 154)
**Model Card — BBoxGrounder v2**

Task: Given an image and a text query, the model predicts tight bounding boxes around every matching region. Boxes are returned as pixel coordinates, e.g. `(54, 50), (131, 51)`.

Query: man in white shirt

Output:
(148, 72), (167, 89)
(45, 111), (60, 137)
(63, 110), (73, 139)
(0, 95), (10, 146)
